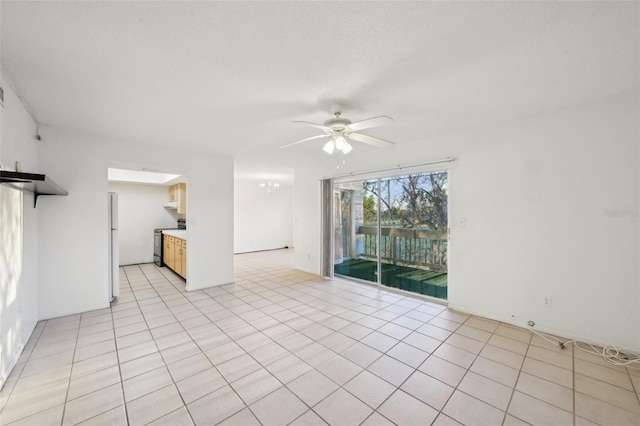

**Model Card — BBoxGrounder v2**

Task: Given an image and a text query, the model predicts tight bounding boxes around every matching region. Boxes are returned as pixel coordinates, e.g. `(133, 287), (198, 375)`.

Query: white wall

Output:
(0, 77), (40, 386)
(107, 182), (180, 265)
(294, 92), (640, 349)
(234, 181), (293, 253)
(36, 126), (234, 319)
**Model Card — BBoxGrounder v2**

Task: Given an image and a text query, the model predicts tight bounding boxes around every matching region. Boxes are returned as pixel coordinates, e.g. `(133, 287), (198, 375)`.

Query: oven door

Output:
(153, 231), (162, 266)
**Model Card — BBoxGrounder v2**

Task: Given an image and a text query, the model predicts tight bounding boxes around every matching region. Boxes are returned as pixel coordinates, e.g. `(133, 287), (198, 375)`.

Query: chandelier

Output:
(259, 180), (280, 194)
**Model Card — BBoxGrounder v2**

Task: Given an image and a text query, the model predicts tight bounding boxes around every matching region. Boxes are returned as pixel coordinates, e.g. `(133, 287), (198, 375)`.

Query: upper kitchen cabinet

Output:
(171, 183), (186, 214)
(169, 185), (177, 202)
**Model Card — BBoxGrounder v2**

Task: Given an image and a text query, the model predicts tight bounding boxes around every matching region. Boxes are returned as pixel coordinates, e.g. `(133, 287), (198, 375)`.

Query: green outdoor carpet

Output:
(334, 258), (448, 300)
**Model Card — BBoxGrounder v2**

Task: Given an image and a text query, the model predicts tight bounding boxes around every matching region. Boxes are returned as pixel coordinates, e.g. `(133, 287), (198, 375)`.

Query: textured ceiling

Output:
(2, 1), (638, 181)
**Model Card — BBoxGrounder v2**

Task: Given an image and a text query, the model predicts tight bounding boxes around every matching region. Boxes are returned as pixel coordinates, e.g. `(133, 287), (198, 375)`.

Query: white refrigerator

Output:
(108, 192), (119, 302)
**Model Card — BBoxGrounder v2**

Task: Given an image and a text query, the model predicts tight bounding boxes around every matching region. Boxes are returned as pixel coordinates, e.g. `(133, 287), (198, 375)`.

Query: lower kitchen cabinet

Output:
(180, 240), (187, 278)
(164, 236), (175, 269)
(163, 234), (186, 279)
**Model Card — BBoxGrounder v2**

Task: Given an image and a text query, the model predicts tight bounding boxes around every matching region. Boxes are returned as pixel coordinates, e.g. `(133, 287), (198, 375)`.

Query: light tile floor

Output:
(1, 249), (639, 425)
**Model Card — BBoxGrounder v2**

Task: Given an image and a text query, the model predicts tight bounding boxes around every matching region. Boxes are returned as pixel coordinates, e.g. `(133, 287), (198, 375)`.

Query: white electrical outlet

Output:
(543, 296), (552, 307)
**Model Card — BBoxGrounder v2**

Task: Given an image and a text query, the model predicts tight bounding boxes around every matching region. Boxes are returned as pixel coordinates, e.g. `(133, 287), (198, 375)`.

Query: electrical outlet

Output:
(543, 296), (552, 307)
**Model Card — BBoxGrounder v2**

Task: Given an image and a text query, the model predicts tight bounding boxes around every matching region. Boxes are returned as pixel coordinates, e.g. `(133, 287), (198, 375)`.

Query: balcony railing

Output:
(358, 226), (448, 271)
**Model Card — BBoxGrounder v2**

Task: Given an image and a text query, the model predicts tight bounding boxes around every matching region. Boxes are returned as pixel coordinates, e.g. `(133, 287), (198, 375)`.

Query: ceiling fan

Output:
(281, 104), (395, 155)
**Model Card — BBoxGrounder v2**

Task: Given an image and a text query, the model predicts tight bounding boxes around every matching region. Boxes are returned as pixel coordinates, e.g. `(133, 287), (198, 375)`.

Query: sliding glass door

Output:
(332, 171), (449, 300)
(333, 180), (379, 284)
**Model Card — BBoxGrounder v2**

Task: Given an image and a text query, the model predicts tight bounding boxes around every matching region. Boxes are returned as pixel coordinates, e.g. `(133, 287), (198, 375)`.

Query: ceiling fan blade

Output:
(280, 134), (329, 149)
(348, 132), (395, 148)
(292, 120), (332, 132)
(346, 115), (393, 132)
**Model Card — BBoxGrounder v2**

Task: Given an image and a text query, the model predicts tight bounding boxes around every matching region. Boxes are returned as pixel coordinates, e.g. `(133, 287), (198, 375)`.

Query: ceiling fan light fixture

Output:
(282, 108), (395, 155)
(322, 140), (335, 155)
(341, 140), (353, 154)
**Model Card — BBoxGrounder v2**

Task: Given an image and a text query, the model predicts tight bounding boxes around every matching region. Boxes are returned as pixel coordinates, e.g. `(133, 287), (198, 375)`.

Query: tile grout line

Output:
(125, 264), (196, 426)
(571, 342), (580, 426)
(112, 266), (135, 426)
(498, 326), (532, 426)
(59, 311), (82, 425)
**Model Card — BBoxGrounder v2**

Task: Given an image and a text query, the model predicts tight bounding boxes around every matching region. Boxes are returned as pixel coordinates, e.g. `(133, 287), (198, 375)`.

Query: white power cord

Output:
(512, 317), (640, 367)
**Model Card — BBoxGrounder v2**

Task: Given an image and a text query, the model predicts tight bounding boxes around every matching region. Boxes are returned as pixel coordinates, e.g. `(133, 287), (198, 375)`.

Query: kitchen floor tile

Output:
(508, 390), (573, 426)
(433, 342), (478, 368)
(344, 370), (396, 409)
(402, 331), (442, 353)
(386, 341), (429, 368)
(117, 340), (158, 364)
(470, 356), (520, 388)
(443, 390), (505, 426)
(147, 406), (194, 426)
(166, 352), (213, 382)
(289, 409), (329, 426)
(400, 370), (455, 410)
(419, 354), (467, 387)
(62, 383), (123, 425)
(516, 372), (573, 412)
(521, 357), (573, 388)
(378, 389), (439, 426)
(216, 353), (262, 383)
(314, 388), (373, 426)
(360, 331), (399, 353)
(575, 373), (640, 413)
(294, 342), (336, 367)
(575, 358), (634, 390)
(432, 413), (464, 426)
(458, 371), (513, 411)
(76, 405), (127, 425)
(249, 387), (307, 426)
(479, 344), (525, 370)
(176, 367), (226, 404)
(127, 384), (183, 424)
(217, 408), (260, 426)
(265, 353), (312, 384)
(361, 411), (395, 426)
(67, 365), (121, 401)
(230, 368), (282, 405)
(455, 325), (492, 343)
(119, 352), (165, 380)
(416, 323), (452, 341)
(6, 404), (65, 426)
(367, 354), (414, 386)
(340, 341), (383, 368)
(287, 369), (339, 406)
(317, 355), (362, 385)
(575, 391), (640, 425)
(187, 385), (246, 425)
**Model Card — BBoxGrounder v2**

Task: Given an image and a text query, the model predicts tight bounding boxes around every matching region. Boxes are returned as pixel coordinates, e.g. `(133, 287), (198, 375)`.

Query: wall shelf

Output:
(0, 170), (68, 207)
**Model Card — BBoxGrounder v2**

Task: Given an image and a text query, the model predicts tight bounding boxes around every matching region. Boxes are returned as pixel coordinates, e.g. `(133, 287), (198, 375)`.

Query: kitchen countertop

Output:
(162, 230), (187, 240)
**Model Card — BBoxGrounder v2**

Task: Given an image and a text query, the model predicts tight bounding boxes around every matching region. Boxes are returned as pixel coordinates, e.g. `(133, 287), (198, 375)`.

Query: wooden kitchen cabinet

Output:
(180, 240), (186, 278)
(164, 234), (186, 279)
(163, 235), (175, 270)
(169, 183), (187, 215)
